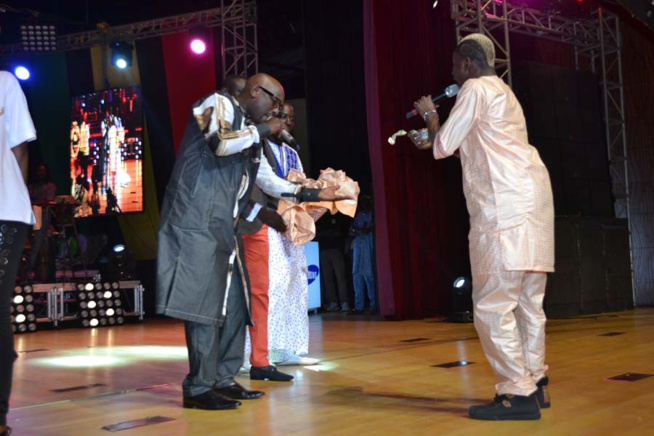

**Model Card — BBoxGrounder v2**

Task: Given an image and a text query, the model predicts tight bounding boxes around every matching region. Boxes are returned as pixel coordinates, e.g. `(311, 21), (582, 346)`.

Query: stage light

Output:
(109, 244), (133, 280)
(190, 39), (206, 54)
(20, 23), (57, 52)
(12, 285), (37, 333)
(14, 66), (30, 81)
(189, 27), (209, 55)
(85, 282), (95, 291)
(110, 42), (133, 69)
(77, 281), (127, 328)
(450, 276), (473, 323)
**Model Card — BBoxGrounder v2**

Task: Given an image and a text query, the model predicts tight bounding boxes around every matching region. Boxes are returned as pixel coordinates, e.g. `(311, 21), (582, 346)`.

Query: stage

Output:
(7, 308), (654, 435)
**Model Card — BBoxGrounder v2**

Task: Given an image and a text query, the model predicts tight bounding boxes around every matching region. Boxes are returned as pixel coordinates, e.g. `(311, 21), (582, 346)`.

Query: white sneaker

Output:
(275, 355), (321, 366)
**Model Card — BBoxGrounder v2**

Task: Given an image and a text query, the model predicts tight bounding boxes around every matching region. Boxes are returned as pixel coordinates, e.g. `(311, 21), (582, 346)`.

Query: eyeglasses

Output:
(279, 113), (295, 123)
(258, 86), (283, 111)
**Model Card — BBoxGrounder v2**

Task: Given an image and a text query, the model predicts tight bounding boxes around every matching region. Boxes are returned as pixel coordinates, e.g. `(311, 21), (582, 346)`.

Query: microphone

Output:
(280, 129), (301, 151)
(405, 84), (460, 119)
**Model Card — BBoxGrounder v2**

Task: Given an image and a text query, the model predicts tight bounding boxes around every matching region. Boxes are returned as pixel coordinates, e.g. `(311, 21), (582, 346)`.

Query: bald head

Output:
(222, 75), (247, 98)
(237, 73), (285, 123)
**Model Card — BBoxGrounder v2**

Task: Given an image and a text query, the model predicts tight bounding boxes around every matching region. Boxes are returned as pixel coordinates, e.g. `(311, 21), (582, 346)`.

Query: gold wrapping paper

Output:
(278, 168), (360, 246)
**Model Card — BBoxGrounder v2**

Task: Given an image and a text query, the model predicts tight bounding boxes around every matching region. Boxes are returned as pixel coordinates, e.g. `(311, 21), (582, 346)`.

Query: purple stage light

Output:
(190, 38), (207, 54)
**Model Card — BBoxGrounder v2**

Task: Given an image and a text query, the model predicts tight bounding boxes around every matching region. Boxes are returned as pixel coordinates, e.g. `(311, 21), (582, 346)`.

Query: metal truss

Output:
(574, 9), (629, 220)
(221, 0), (259, 78)
(0, 1), (258, 78)
(450, 0), (632, 291)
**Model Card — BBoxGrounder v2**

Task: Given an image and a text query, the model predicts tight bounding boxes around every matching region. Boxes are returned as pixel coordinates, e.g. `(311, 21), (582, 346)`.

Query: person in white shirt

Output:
(0, 70), (37, 436)
(412, 34), (554, 421)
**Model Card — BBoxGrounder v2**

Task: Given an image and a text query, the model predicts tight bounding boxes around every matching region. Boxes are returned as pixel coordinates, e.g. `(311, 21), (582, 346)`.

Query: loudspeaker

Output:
(545, 217), (633, 318)
(514, 62), (613, 217)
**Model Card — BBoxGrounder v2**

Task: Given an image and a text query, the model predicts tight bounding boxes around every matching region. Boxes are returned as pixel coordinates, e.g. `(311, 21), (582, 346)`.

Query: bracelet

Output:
(423, 109), (439, 122)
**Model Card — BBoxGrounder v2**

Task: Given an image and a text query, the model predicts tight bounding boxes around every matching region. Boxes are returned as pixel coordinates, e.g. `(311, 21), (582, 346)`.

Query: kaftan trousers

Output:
(182, 261), (247, 398)
(472, 271), (548, 397)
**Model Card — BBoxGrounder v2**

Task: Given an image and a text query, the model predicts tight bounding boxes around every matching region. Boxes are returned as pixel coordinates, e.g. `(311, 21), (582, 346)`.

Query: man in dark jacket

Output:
(157, 73), (346, 410)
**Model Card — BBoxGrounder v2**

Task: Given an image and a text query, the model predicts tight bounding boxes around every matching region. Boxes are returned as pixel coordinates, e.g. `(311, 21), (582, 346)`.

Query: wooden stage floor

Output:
(8, 308), (654, 435)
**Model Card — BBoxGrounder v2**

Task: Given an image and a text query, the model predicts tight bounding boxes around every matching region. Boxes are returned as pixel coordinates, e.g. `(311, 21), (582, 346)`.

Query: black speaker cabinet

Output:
(545, 216), (634, 318)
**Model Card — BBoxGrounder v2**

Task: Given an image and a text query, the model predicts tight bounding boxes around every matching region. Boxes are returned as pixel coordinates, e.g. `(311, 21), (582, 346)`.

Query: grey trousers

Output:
(182, 264), (247, 397)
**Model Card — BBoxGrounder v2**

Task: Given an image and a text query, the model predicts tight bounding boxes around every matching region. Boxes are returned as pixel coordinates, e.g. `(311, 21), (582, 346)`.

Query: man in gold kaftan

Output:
(413, 33), (554, 421)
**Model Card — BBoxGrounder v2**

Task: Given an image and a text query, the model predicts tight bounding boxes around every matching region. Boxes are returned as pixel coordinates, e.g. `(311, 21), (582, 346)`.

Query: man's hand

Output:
(413, 96), (438, 120)
(414, 96), (441, 145)
(408, 129), (432, 150)
(266, 117), (285, 135)
(317, 185), (353, 202)
(257, 207), (287, 233)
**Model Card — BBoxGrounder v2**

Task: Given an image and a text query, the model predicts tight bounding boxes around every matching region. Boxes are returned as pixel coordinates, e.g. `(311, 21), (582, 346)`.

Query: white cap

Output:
(460, 33), (495, 67)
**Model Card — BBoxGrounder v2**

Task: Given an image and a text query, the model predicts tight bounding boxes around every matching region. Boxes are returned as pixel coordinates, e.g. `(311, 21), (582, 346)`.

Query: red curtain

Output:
(162, 32), (218, 155)
(364, 0), (471, 319)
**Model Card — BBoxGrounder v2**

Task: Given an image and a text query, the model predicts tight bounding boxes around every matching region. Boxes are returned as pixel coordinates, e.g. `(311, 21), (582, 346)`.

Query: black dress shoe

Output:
(536, 376), (551, 409)
(214, 382), (264, 400)
(183, 390), (241, 410)
(469, 393), (540, 421)
(250, 365), (294, 381)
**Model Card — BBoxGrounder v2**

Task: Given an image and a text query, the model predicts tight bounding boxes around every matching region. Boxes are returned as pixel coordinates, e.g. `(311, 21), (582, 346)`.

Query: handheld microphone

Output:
(405, 84), (460, 119)
(280, 129), (301, 151)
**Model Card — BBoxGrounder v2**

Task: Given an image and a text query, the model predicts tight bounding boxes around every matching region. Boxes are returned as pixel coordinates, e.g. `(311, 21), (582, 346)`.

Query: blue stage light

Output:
(115, 58), (128, 69)
(110, 41), (133, 69)
(15, 66), (30, 80)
